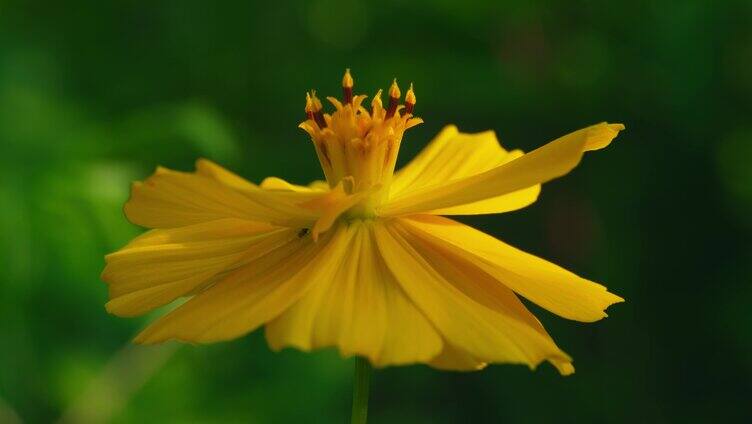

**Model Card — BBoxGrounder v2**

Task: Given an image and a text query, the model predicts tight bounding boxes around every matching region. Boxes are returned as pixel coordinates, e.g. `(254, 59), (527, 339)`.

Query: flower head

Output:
(102, 70), (625, 375)
(299, 73), (422, 220)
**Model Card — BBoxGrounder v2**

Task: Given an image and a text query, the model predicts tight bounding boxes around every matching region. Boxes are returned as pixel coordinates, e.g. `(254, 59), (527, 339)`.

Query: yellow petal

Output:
(133, 223), (354, 344)
(429, 343), (487, 372)
(429, 183), (540, 215)
(397, 218), (574, 374)
(421, 149), (540, 216)
(308, 180), (330, 191)
(265, 224), (382, 358)
(298, 181), (373, 241)
(373, 220), (571, 370)
(380, 123), (624, 216)
(260, 176), (327, 193)
(265, 222), (443, 367)
(375, 261), (444, 367)
(125, 161), (317, 229)
(390, 126), (500, 195)
(389, 126), (541, 215)
(195, 158), (259, 192)
(102, 219), (289, 316)
(402, 215), (624, 322)
(197, 159), (325, 214)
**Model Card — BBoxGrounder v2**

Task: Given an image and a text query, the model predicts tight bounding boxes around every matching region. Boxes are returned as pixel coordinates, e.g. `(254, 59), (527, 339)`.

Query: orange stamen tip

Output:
(342, 69), (354, 104)
(389, 79), (401, 99)
(403, 83), (416, 115)
(405, 83), (416, 105)
(342, 68), (354, 88)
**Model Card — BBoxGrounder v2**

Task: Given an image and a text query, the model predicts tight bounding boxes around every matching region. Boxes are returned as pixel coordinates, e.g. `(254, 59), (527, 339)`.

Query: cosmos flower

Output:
(102, 70), (624, 375)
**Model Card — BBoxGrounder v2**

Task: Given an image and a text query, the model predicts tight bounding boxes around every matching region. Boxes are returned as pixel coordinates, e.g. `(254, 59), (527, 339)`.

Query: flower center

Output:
(299, 70), (423, 214)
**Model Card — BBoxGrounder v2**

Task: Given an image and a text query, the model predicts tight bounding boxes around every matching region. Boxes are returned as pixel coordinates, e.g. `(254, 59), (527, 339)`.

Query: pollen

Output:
(299, 70), (423, 206)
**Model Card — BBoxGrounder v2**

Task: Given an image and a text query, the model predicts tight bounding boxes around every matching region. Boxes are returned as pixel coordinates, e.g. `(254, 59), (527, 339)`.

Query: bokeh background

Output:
(1, 0), (751, 422)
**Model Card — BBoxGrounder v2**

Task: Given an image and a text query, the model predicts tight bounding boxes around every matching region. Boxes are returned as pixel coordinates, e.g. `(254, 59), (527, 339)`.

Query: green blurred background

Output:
(1, 0), (751, 422)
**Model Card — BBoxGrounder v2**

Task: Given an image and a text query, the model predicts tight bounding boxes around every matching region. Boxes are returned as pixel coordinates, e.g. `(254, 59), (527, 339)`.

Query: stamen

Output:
(342, 68), (354, 105)
(309, 90), (327, 128)
(371, 89), (383, 116)
(299, 72), (422, 197)
(404, 83), (416, 115)
(385, 79), (401, 119)
(305, 92), (315, 121)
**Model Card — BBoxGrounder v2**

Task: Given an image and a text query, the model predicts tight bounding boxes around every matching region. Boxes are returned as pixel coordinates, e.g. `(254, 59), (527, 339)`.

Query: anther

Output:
(385, 79), (401, 119)
(305, 92), (315, 121)
(371, 89), (383, 114)
(309, 90), (327, 128)
(342, 69), (354, 105)
(404, 83), (416, 115)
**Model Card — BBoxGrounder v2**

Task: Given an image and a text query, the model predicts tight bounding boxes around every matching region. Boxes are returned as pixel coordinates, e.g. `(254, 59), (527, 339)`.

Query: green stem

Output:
(350, 357), (372, 424)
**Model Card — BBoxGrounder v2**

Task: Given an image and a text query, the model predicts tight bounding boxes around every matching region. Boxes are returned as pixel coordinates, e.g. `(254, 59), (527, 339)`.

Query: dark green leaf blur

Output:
(1, 0), (750, 422)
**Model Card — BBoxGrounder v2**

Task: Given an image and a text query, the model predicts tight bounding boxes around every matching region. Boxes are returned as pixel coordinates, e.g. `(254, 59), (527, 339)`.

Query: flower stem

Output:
(350, 356), (372, 424)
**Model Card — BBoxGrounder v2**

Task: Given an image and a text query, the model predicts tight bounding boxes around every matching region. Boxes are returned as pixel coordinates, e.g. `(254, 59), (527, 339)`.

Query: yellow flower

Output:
(102, 70), (624, 375)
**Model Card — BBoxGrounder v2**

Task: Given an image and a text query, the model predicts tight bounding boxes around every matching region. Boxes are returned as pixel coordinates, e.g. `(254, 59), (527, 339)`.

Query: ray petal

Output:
(265, 221), (443, 367)
(397, 217), (575, 374)
(389, 126), (541, 215)
(401, 215), (624, 323)
(373, 220), (571, 371)
(125, 160), (317, 229)
(102, 219), (291, 316)
(133, 223), (354, 344)
(381, 123), (623, 216)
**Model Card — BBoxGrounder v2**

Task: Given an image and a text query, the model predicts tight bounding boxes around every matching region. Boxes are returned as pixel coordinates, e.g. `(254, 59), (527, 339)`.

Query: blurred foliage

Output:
(1, 0), (751, 422)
